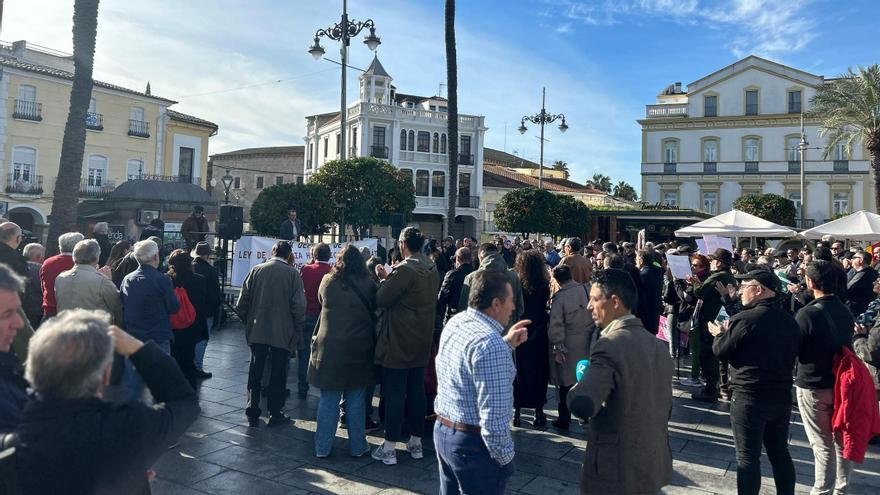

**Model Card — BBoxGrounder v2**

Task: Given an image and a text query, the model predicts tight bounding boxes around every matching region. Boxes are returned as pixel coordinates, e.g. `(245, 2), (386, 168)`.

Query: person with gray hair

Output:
(22, 243), (44, 328)
(120, 240), (180, 401)
(39, 231), (85, 319)
(92, 221), (112, 267)
(0, 222), (27, 277)
(13, 310), (199, 494)
(0, 263), (27, 432)
(55, 239), (123, 326)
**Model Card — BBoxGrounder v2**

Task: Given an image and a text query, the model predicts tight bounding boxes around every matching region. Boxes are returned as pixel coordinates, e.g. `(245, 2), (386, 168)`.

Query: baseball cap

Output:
(735, 268), (780, 292)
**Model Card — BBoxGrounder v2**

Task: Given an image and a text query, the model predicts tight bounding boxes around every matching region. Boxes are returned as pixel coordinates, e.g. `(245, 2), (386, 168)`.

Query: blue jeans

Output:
(123, 339), (171, 402)
(315, 387), (368, 456)
(194, 316), (214, 370)
(434, 422), (514, 495)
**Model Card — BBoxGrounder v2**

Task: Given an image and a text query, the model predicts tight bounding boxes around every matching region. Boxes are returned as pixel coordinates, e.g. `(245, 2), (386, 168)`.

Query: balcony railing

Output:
(85, 112), (104, 130)
(128, 173), (201, 186)
(833, 160), (849, 172)
(79, 179), (117, 198)
(13, 99), (42, 121)
(745, 161), (759, 172)
(456, 195), (480, 208)
(663, 162), (677, 174)
(6, 175), (43, 195)
(645, 103), (687, 118)
(703, 161), (717, 173)
(370, 145), (388, 159)
(458, 153), (474, 165)
(128, 119), (150, 138)
(794, 218), (815, 229)
(788, 160), (800, 173)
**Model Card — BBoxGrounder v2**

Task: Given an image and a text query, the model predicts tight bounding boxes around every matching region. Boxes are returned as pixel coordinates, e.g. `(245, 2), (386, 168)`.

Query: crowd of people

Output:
(2, 215), (880, 494)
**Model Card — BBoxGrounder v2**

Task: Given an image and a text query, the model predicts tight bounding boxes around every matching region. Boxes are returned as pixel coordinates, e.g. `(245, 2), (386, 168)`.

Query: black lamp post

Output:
(309, 0), (380, 161)
(221, 170), (234, 205)
(518, 87), (568, 189)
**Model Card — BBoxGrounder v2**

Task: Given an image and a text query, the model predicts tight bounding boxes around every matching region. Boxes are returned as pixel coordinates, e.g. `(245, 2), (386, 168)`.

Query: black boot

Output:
(533, 409), (547, 428)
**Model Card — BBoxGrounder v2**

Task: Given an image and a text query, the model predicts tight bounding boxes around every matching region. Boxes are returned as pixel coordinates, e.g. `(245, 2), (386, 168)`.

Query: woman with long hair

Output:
(166, 249), (208, 386)
(512, 249), (551, 427)
(309, 244), (377, 458)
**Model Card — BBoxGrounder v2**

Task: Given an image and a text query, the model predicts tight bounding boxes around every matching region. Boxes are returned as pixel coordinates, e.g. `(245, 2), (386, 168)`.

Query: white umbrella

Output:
(800, 210), (880, 241)
(674, 209), (797, 238)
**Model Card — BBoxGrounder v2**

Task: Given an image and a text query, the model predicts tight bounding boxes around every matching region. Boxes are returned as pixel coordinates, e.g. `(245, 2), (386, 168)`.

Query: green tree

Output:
(309, 157), (415, 236)
(732, 193), (796, 227)
(47, 0), (100, 255)
(612, 180), (638, 201)
(586, 173), (612, 192)
(555, 194), (590, 238)
(444, 0), (459, 237)
(810, 65), (880, 212)
(249, 183), (334, 237)
(551, 160), (570, 179)
(493, 187), (561, 238)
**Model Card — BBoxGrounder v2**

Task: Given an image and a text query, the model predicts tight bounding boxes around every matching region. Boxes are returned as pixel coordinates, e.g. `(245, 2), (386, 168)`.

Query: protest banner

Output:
(231, 236), (378, 286)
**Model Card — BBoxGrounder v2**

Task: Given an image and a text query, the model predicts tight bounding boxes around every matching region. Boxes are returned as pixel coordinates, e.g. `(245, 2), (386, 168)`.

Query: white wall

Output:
(687, 67), (819, 117)
(720, 181), (741, 211)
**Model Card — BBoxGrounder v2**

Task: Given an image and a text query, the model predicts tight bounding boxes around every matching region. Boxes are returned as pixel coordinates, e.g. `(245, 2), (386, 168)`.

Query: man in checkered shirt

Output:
(434, 270), (530, 495)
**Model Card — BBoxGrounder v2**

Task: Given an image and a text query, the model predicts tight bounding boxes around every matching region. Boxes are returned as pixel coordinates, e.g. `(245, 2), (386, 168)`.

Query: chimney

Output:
(12, 40), (26, 60)
(674, 82), (682, 93)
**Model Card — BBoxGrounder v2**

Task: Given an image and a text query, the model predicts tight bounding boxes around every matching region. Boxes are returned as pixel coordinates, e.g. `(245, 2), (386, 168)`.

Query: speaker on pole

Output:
(218, 205), (243, 240)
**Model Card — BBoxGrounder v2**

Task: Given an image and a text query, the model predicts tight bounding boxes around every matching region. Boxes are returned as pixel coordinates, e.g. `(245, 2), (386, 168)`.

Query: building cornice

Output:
(638, 113), (822, 130)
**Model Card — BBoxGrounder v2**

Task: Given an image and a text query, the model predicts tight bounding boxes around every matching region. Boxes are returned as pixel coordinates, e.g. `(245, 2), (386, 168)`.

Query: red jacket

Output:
(832, 346), (880, 463)
(300, 262), (333, 317)
(40, 254), (74, 317)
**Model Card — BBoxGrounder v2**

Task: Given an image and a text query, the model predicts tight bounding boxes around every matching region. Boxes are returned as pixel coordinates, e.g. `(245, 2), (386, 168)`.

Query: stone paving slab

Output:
(150, 322), (880, 495)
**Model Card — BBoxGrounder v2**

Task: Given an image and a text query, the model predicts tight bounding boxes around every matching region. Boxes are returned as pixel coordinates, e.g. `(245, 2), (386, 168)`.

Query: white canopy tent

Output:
(674, 209), (797, 238)
(800, 210), (880, 241)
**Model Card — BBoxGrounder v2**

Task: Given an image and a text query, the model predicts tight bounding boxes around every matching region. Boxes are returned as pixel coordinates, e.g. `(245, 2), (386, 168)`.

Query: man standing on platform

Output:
(181, 205), (209, 251)
(279, 208), (302, 241)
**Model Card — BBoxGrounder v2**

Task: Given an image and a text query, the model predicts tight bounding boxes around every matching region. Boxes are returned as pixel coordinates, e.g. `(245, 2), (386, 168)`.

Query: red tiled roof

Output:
(483, 164), (607, 194)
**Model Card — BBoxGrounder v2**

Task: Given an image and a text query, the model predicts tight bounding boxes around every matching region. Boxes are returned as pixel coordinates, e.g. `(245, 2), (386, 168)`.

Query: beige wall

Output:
(162, 119), (212, 184)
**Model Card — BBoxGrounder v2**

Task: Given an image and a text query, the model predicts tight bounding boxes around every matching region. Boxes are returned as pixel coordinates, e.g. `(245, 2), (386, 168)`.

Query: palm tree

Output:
(551, 160), (569, 179)
(612, 180), (638, 201)
(46, 0), (100, 255)
(586, 173), (612, 192)
(810, 64), (880, 212)
(444, 0), (458, 237)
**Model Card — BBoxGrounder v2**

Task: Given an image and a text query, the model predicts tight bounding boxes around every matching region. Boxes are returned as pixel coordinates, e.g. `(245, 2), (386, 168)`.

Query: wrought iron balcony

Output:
(13, 99), (42, 121)
(794, 218), (815, 229)
(127, 173), (201, 186)
(85, 112), (104, 130)
(458, 153), (474, 165)
(833, 160), (849, 172)
(663, 162), (677, 174)
(745, 161), (759, 172)
(79, 178), (116, 198)
(6, 175), (43, 195)
(128, 119), (150, 138)
(370, 145), (388, 159)
(788, 160), (800, 173)
(456, 195), (480, 208)
(703, 161), (717, 173)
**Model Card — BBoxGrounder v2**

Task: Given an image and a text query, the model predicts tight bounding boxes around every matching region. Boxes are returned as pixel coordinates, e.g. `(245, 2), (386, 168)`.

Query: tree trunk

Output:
(46, 0), (99, 256)
(868, 134), (880, 214)
(444, 0), (458, 238)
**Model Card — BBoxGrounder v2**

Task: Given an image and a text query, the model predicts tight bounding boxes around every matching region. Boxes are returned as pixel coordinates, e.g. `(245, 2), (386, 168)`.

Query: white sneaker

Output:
(406, 441), (424, 460)
(371, 444), (397, 465)
(680, 378), (702, 387)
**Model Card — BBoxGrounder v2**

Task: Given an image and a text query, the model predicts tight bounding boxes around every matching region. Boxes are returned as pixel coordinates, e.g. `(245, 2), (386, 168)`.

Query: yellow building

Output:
(0, 40), (217, 240)
(483, 147), (569, 180)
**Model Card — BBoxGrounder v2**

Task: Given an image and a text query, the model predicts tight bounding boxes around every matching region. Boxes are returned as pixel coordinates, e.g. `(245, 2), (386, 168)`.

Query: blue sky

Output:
(4, 0), (876, 193)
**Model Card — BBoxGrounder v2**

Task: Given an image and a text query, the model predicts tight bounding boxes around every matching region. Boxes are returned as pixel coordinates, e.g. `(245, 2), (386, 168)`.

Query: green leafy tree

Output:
(551, 160), (570, 179)
(493, 187), (561, 238)
(732, 193), (796, 227)
(555, 194), (590, 238)
(249, 183), (334, 237)
(309, 157), (415, 236)
(810, 64), (880, 211)
(586, 173), (612, 192)
(612, 180), (638, 201)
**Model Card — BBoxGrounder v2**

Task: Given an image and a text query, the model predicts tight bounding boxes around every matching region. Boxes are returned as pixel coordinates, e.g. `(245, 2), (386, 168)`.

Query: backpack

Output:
(170, 286), (196, 330)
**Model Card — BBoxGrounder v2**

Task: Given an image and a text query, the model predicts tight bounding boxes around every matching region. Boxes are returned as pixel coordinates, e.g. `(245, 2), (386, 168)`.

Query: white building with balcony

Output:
(303, 56), (486, 239)
(639, 56), (873, 228)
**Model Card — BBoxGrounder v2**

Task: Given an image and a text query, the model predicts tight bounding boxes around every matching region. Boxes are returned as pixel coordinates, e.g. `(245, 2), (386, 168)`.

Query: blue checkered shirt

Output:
(435, 308), (516, 465)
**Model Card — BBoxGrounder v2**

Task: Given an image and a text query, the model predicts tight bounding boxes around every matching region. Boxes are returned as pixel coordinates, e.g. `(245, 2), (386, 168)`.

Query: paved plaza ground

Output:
(149, 321), (880, 495)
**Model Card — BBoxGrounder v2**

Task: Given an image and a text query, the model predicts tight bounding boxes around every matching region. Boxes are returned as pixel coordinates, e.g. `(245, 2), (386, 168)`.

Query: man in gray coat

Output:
(568, 268), (673, 495)
(55, 239), (123, 325)
(236, 241), (306, 427)
(458, 243), (523, 328)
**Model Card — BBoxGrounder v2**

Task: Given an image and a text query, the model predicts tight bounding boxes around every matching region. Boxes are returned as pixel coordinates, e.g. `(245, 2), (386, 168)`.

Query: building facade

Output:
(207, 146), (305, 222)
(303, 56), (486, 239)
(640, 56), (872, 228)
(0, 40), (217, 240)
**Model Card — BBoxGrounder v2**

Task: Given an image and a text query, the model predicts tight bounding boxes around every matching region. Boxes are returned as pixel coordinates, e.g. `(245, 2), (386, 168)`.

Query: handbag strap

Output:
(348, 278), (377, 324)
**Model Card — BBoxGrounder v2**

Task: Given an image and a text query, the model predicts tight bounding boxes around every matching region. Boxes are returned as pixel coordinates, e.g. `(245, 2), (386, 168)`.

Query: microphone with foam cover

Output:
(575, 359), (590, 382)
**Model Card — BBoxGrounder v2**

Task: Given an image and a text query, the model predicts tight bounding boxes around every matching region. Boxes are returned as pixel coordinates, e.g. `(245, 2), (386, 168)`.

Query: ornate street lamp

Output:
(308, 0), (380, 161)
(221, 169), (234, 204)
(518, 87), (569, 189)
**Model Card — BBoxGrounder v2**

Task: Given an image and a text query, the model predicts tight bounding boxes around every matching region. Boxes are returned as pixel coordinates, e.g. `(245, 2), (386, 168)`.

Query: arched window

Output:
(12, 146), (36, 182)
(87, 155), (108, 187)
(702, 139), (718, 162)
(432, 133), (440, 153)
(407, 130), (415, 151)
(400, 129), (407, 151)
(786, 136), (800, 162)
(126, 158), (145, 180)
(662, 139), (679, 163)
(440, 134), (447, 154)
(743, 137), (760, 162)
(431, 171), (445, 198)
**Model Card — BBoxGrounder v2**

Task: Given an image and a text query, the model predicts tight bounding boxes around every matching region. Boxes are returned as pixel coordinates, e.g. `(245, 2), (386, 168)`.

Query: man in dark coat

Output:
(138, 218), (164, 242)
(0, 264), (27, 433)
(279, 208), (302, 241)
(0, 223), (28, 277)
(180, 205), (209, 250)
(568, 268), (673, 495)
(14, 311), (199, 495)
(435, 247), (474, 329)
(635, 250), (664, 335)
(711, 269), (801, 495)
(92, 222), (113, 267)
(846, 250), (878, 317)
(192, 242), (222, 379)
